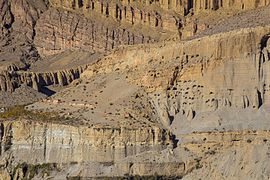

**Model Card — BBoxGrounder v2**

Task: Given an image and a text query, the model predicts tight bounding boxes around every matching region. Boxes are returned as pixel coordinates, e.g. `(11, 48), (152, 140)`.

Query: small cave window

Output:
(116, 4), (119, 19)
(72, 0), (76, 9)
(106, 3), (110, 17)
(92, 1), (95, 10)
(78, 0), (84, 8)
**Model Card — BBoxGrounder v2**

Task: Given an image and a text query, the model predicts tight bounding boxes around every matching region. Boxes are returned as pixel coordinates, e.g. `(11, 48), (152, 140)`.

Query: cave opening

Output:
(72, 0), (76, 9)
(106, 3), (109, 17)
(116, 4), (119, 19)
(78, 0), (84, 8)
(184, 0), (193, 16)
(91, 1), (94, 9)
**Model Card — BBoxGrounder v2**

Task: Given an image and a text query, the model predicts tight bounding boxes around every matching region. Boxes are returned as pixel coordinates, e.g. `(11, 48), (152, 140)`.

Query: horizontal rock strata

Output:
(0, 120), (173, 163)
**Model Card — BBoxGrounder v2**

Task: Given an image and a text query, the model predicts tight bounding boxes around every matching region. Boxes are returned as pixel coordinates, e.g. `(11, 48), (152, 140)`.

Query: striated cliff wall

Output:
(49, 0), (270, 33)
(34, 8), (159, 57)
(0, 0), (49, 64)
(0, 120), (173, 163)
(0, 119), (184, 179)
(179, 130), (270, 179)
(0, 64), (87, 92)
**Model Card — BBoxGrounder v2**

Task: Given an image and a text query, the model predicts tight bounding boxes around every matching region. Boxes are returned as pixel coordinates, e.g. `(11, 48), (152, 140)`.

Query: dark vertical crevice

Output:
(116, 4), (119, 19)
(43, 124), (48, 161)
(0, 123), (4, 155)
(257, 90), (263, 108)
(131, 7), (135, 24)
(78, 0), (84, 8)
(106, 3), (109, 17)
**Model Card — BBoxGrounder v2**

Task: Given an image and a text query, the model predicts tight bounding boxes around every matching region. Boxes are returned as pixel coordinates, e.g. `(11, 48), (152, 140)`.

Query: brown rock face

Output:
(34, 8), (159, 57)
(0, 120), (173, 163)
(80, 22), (270, 127)
(0, 0), (48, 64)
(49, 0), (270, 33)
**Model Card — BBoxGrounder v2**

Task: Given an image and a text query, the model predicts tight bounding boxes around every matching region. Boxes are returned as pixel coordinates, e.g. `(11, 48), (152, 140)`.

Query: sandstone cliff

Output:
(10, 13), (269, 178)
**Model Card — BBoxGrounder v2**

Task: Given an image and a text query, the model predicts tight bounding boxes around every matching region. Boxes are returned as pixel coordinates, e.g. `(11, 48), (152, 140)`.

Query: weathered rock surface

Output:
(16, 18), (270, 178)
(1, 0), (270, 179)
(34, 7), (160, 57)
(49, 0), (270, 32)
(0, 120), (180, 178)
(79, 23), (270, 127)
(0, 63), (87, 92)
(0, 0), (48, 64)
(0, 120), (173, 163)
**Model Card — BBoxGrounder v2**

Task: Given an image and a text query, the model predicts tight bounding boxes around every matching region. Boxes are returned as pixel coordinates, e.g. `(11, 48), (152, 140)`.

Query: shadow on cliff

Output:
(171, 134), (179, 149)
(260, 33), (270, 50)
(39, 86), (56, 96)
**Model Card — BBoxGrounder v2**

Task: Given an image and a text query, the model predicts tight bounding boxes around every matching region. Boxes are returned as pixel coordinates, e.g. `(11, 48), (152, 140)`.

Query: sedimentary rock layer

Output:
(0, 120), (173, 163)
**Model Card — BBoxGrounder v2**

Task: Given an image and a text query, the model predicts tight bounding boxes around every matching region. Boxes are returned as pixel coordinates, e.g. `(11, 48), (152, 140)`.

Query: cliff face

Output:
(0, 120), (182, 179)
(49, 0), (270, 32)
(0, 0), (48, 64)
(179, 130), (270, 179)
(34, 8), (159, 57)
(0, 64), (87, 92)
(9, 18), (268, 178)
(1, 0), (269, 93)
(82, 25), (270, 127)
(0, 0), (167, 93)
(0, 120), (173, 163)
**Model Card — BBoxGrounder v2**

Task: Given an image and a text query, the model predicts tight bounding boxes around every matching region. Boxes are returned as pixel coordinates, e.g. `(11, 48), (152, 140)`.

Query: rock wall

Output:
(180, 130), (270, 179)
(192, 0), (270, 13)
(165, 27), (270, 119)
(49, 0), (270, 33)
(0, 120), (173, 163)
(0, 0), (48, 64)
(34, 8), (158, 57)
(49, 0), (179, 32)
(0, 64), (87, 92)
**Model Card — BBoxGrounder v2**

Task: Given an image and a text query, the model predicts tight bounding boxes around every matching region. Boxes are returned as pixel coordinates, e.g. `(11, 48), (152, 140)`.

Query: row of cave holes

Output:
(70, 0), (247, 17)
(105, 29), (150, 50)
(72, 0), (162, 27)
